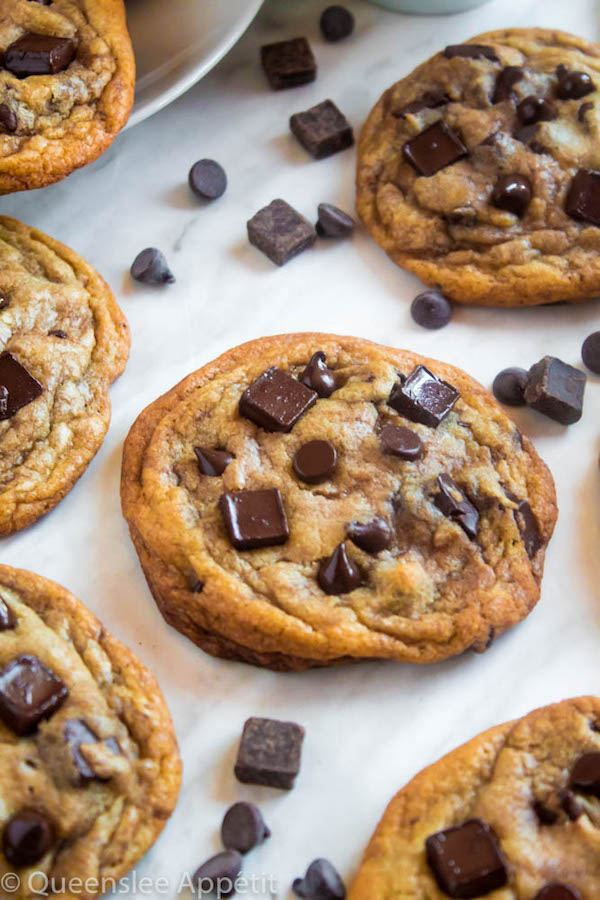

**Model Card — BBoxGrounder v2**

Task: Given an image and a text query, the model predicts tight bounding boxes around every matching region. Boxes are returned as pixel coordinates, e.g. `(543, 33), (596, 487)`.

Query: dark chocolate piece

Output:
(240, 366), (317, 431)
(491, 174), (532, 217)
(434, 474), (479, 539)
(566, 168), (600, 225)
(514, 499), (542, 558)
(0, 351), (43, 420)
(444, 44), (499, 61)
(290, 99), (353, 160)
(130, 248), (175, 285)
(299, 351), (337, 397)
(234, 716), (305, 790)
(492, 367), (528, 406)
(318, 542), (362, 594)
(293, 440), (337, 484)
(578, 101), (594, 124)
(192, 850), (242, 898)
(188, 159), (227, 200)
(524, 356), (586, 425)
(379, 424), (423, 461)
(320, 6), (354, 42)
(63, 718), (121, 784)
(533, 799), (559, 825)
(293, 859), (346, 899)
(3, 33), (75, 77)
(316, 203), (355, 238)
(346, 517), (392, 554)
(388, 365), (459, 428)
(0, 655), (68, 736)
(517, 96), (557, 125)
(570, 751), (600, 796)
(394, 91), (449, 118)
(535, 886), (580, 900)
(0, 596), (16, 631)
(261, 38), (316, 90)
(403, 121), (467, 177)
(0, 386), (6, 417)
(221, 802), (270, 855)
(194, 447), (233, 477)
(48, 329), (67, 339)
(220, 489), (289, 551)
(582, 331), (600, 374)
(556, 65), (595, 100)
(0, 104), (17, 132)
(247, 199), (317, 266)
(425, 819), (507, 898)
(492, 66), (524, 103)
(411, 286), (452, 329)
(514, 123), (547, 153)
(559, 788), (584, 821)
(3, 810), (54, 867)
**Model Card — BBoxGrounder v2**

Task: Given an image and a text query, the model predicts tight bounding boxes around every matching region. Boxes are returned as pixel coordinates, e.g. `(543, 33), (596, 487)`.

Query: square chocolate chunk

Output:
(0, 351), (43, 420)
(220, 489), (289, 550)
(434, 474), (479, 539)
(565, 168), (600, 226)
(388, 365), (459, 428)
(426, 819), (508, 898)
(403, 121), (467, 177)
(240, 366), (317, 432)
(3, 33), (76, 78)
(235, 717), (305, 790)
(0, 655), (68, 736)
(524, 356), (586, 425)
(247, 199), (317, 266)
(261, 37), (316, 90)
(290, 99), (354, 159)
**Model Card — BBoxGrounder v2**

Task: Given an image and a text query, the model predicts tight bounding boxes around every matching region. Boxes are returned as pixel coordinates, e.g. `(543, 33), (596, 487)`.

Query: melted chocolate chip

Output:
(240, 367), (317, 432)
(533, 799), (559, 826)
(346, 517), (392, 554)
(403, 121), (468, 177)
(517, 96), (557, 125)
(0, 655), (68, 736)
(492, 65), (524, 103)
(48, 329), (67, 339)
(514, 123), (547, 153)
(0, 297), (9, 311)
(299, 352), (337, 398)
(379, 424), (423, 460)
(221, 802), (270, 855)
(0, 596), (16, 631)
(579, 101), (594, 124)
(3, 33), (76, 77)
(434, 474), (479, 539)
(570, 751), (600, 796)
(559, 788), (584, 821)
(393, 91), (449, 118)
(566, 168), (600, 226)
(194, 447), (233, 477)
(444, 44), (499, 61)
(63, 719), (121, 784)
(426, 819), (507, 898)
(0, 104), (17, 133)
(492, 174), (532, 217)
(514, 500), (543, 558)
(3, 810), (54, 867)
(220, 489), (289, 550)
(0, 352), (43, 420)
(293, 440), (337, 484)
(388, 365), (459, 428)
(556, 65), (595, 100)
(318, 542), (361, 594)
(535, 885), (581, 900)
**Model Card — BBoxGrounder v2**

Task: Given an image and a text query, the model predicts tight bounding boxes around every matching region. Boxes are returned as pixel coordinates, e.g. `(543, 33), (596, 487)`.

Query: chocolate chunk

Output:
(190, 579), (204, 593)
(293, 859), (346, 899)
(388, 365), (459, 428)
(240, 366), (317, 431)
(194, 447), (233, 477)
(582, 331), (600, 374)
(394, 91), (449, 118)
(0, 386), (7, 417)
(0, 655), (68, 736)
(535, 886), (580, 900)
(188, 159), (227, 200)
(446, 208), (478, 227)
(320, 5), (354, 42)
(517, 96), (557, 125)
(0, 104), (17, 133)
(492, 174), (532, 217)
(299, 351), (337, 397)
(290, 100), (354, 160)
(192, 850), (242, 898)
(578, 101), (594, 124)
(379, 424), (423, 460)
(3, 33), (76, 77)
(524, 356), (586, 425)
(234, 716), (305, 790)
(444, 44), (499, 61)
(261, 38), (316, 90)
(426, 819), (507, 898)
(0, 596), (16, 631)
(514, 123), (546, 153)
(220, 489), (289, 551)
(0, 296), (9, 311)
(565, 169), (600, 225)
(130, 248), (175, 285)
(434, 474), (479, 539)
(3, 810), (54, 867)
(559, 789), (584, 821)
(492, 65), (524, 103)
(318, 542), (362, 594)
(316, 203), (355, 238)
(221, 802), (270, 855)
(403, 121), (467, 177)
(293, 440), (337, 484)
(570, 751), (600, 796)
(410, 286), (452, 329)
(556, 65), (595, 100)
(346, 517), (392, 554)
(533, 799), (559, 825)
(63, 719), (120, 784)
(48, 329), (67, 339)
(247, 199), (317, 266)
(492, 367), (528, 406)
(514, 499), (543, 558)
(0, 352), (43, 420)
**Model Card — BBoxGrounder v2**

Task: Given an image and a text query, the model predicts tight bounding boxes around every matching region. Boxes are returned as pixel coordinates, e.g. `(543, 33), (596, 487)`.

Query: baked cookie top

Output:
(0, 565), (181, 898)
(0, 216), (129, 535)
(0, 0), (134, 194)
(350, 696), (600, 899)
(357, 28), (600, 306)
(121, 333), (556, 670)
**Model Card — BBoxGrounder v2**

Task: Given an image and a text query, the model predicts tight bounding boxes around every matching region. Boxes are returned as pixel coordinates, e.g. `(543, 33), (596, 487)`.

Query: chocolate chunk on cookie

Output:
(426, 819), (507, 897)
(235, 717), (305, 789)
(0, 352), (43, 420)
(434, 474), (479, 539)
(0, 655), (68, 736)
(403, 121), (467, 177)
(247, 199), (317, 266)
(388, 365), (458, 427)
(220, 489), (289, 550)
(3, 810), (55, 867)
(290, 100), (354, 159)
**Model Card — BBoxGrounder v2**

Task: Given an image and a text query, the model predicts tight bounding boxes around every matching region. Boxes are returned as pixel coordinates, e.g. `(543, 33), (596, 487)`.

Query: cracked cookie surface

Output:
(121, 334), (556, 671)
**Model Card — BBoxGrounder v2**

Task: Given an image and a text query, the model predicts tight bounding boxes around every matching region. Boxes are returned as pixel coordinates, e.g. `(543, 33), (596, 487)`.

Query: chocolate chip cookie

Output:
(0, 0), (134, 194)
(357, 29), (600, 306)
(0, 564), (181, 895)
(350, 696), (600, 899)
(121, 333), (556, 671)
(0, 216), (129, 535)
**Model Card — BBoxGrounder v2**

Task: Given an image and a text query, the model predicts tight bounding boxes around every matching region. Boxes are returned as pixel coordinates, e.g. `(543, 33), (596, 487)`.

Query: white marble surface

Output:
(2, 0), (600, 895)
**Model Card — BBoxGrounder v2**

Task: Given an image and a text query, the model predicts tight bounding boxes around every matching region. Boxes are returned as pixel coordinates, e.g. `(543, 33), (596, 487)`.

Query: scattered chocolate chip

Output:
(240, 366), (317, 431)
(192, 850), (242, 898)
(517, 96), (557, 125)
(0, 352), (43, 420)
(247, 198), (317, 266)
(388, 365), (459, 428)
(194, 447), (233, 477)
(579, 101), (594, 124)
(426, 819), (507, 898)
(0, 655), (68, 736)
(570, 751), (600, 796)
(533, 799), (559, 825)
(444, 44), (499, 61)
(565, 168), (600, 225)
(221, 802), (270, 855)
(130, 248), (175, 285)
(559, 788), (584, 821)
(492, 367), (528, 406)
(535, 885), (580, 900)
(524, 356), (586, 425)
(234, 717), (305, 790)
(492, 174), (532, 217)
(410, 286), (452, 329)
(299, 351), (337, 397)
(0, 104), (17, 133)
(63, 719), (120, 784)
(514, 499), (543, 559)
(188, 159), (227, 200)
(48, 329), (67, 339)
(318, 542), (362, 594)
(379, 424), (423, 461)
(293, 440), (337, 484)
(556, 65), (595, 100)
(582, 331), (600, 374)
(0, 596), (16, 631)
(492, 65), (524, 103)
(3, 33), (76, 77)
(403, 121), (467, 177)
(434, 474), (479, 539)
(293, 859), (346, 899)
(346, 517), (392, 554)
(290, 99), (353, 160)
(3, 810), (54, 867)
(320, 5), (354, 42)
(393, 90), (449, 118)
(220, 489), (289, 551)
(261, 38), (316, 90)
(316, 203), (355, 238)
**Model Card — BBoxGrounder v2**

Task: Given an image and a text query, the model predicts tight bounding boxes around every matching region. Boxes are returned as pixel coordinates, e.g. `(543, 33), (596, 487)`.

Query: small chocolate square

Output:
(234, 717), (305, 790)
(0, 655), (68, 736)
(3, 33), (76, 78)
(426, 819), (508, 898)
(434, 474), (479, 539)
(388, 365), (459, 428)
(290, 99), (354, 160)
(524, 356), (586, 425)
(565, 168), (600, 226)
(0, 352), (43, 420)
(220, 489), (289, 550)
(240, 366), (317, 431)
(247, 199), (317, 266)
(403, 121), (467, 177)
(261, 37), (316, 90)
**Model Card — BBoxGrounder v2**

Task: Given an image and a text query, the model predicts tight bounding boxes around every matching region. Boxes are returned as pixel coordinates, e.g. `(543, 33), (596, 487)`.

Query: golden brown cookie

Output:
(357, 28), (600, 306)
(0, 0), (134, 194)
(350, 696), (600, 899)
(121, 333), (557, 671)
(0, 216), (130, 536)
(0, 565), (181, 898)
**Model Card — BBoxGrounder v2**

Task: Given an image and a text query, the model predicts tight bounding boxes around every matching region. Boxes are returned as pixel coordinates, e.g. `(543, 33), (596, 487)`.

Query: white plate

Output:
(126, 0), (264, 128)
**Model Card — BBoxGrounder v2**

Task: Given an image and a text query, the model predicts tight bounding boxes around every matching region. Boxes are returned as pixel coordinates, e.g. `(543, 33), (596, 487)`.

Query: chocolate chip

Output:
(63, 718), (121, 784)
(234, 717), (305, 790)
(492, 174), (532, 217)
(0, 297), (9, 311)
(247, 198), (317, 266)
(514, 499), (543, 559)
(578, 101), (594, 124)
(0, 352), (43, 420)
(446, 208), (478, 227)
(0, 655), (68, 736)
(388, 365), (459, 428)
(190, 579), (204, 593)
(192, 850), (242, 898)
(261, 38), (316, 90)
(444, 44), (499, 61)
(492, 367), (528, 406)
(492, 65), (524, 103)
(0, 104), (17, 133)
(188, 159), (227, 200)
(48, 329), (67, 339)
(556, 65), (595, 100)
(299, 351), (337, 397)
(293, 859), (346, 899)
(0, 596), (16, 631)
(533, 799), (559, 825)
(221, 802), (270, 855)
(514, 123), (546, 153)
(379, 424), (423, 460)
(194, 447), (233, 477)
(570, 751), (600, 796)
(582, 331), (600, 374)
(240, 366), (317, 432)
(403, 121), (467, 177)
(3, 33), (76, 77)
(290, 100), (353, 160)
(393, 91), (449, 118)
(320, 5), (354, 42)
(220, 489), (289, 550)
(346, 517), (392, 554)
(517, 96), (557, 125)
(318, 542), (362, 594)
(130, 248), (175, 285)
(3, 810), (54, 867)
(316, 203), (355, 238)
(426, 819), (507, 898)
(293, 440), (337, 484)
(410, 286), (452, 329)
(565, 169), (600, 225)
(559, 788), (584, 821)
(524, 356), (586, 425)
(434, 474), (479, 539)
(535, 885), (580, 900)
